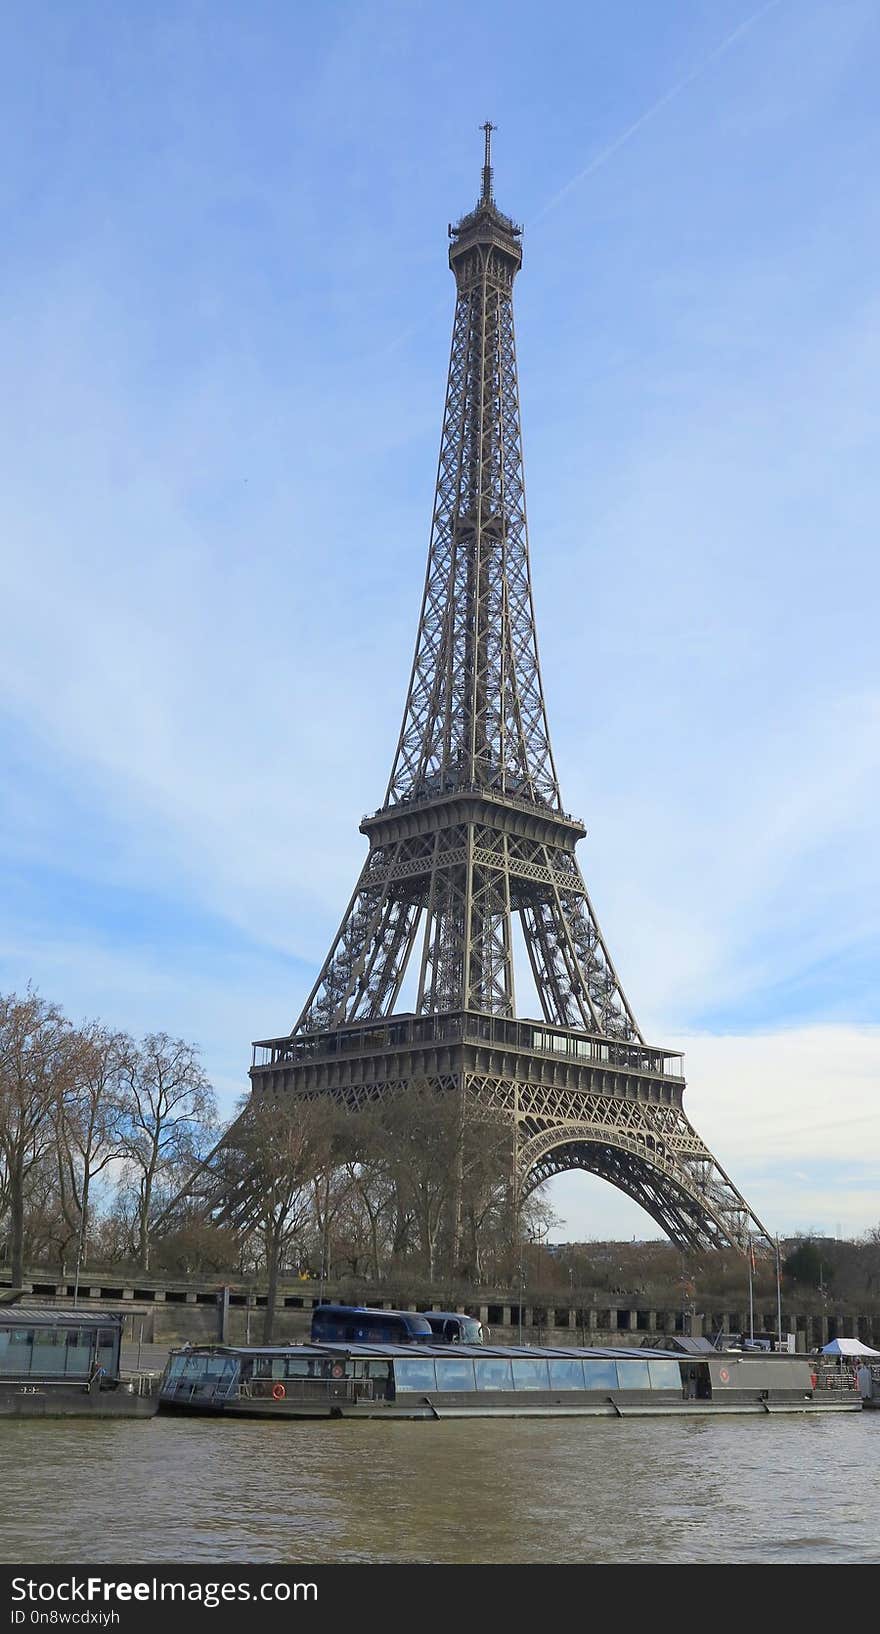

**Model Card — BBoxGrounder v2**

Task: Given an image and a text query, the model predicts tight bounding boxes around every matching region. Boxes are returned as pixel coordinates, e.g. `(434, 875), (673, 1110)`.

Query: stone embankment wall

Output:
(5, 1269), (879, 1352)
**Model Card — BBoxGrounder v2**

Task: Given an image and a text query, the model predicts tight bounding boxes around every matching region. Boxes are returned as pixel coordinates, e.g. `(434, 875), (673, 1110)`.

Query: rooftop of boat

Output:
(0, 1307), (122, 1327)
(175, 1341), (691, 1360)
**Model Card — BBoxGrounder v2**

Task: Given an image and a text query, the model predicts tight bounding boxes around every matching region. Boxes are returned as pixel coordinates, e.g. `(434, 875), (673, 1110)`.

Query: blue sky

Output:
(1, 0), (878, 1241)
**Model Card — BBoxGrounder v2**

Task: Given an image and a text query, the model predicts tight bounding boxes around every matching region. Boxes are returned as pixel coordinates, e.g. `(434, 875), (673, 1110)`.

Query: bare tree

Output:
(118, 1033), (216, 1270)
(339, 1104), (399, 1282)
(239, 1097), (327, 1341)
(0, 990), (76, 1285)
(309, 1101), (355, 1295)
(458, 1117), (515, 1283)
(16, 1147), (76, 1274)
(381, 1083), (463, 1282)
(55, 1022), (129, 1292)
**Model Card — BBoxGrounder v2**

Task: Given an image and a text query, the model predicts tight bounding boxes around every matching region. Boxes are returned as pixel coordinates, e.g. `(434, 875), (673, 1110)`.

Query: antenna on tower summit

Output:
(480, 120), (496, 204)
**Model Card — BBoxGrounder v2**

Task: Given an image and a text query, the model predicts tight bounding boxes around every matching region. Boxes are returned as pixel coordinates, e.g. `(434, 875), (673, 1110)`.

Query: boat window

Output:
(648, 1360), (682, 1391)
(512, 1359), (550, 1391)
(581, 1360), (618, 1390)
(253, 1357), (288, 1380)
(185, 1356), (237, 1384)
(0, 1329), (33, 1373)
(434, 1358), (476, 1392)
(474, 1358), (514, 1391)
(615, 1359), (651, 1390)
(97, 1329), (118, 1374)
(170, 1354), (237, 1383)
(319, 1357), (352, 1379)
(284, 1358), (316, 1378)
(548, 1358), (586, 1390)
(394, 1359), (438, 1392)
(363, 1360), (393, 1382)
(65, 1329), (93, 1375)
(31, 1329), (67, 1374)
(352, 1360), (392, 1382)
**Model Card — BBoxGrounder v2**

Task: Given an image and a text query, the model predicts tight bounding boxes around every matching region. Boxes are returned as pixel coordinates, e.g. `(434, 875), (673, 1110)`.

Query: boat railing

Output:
(238, 1377), (378, 1405)
(121, 1370), (161, 1398)
(163, 1375), (239, 1406)
(814, 1363), (860, 1394)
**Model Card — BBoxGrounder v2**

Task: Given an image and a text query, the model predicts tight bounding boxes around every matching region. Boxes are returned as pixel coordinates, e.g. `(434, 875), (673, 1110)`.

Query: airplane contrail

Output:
(532, 0), (784, 224)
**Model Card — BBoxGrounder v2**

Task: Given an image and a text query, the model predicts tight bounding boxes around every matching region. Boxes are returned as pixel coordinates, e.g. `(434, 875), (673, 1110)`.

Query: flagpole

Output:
(775, 1235), (783, 1351)
(747, 1233), (755, 1343)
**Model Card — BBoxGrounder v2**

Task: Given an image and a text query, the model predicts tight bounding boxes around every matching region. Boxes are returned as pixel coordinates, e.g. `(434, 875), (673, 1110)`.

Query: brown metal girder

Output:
(361, 791), (584, 850)
(520, 1141), (742, 1252)
(249, 1038), (682, 1107)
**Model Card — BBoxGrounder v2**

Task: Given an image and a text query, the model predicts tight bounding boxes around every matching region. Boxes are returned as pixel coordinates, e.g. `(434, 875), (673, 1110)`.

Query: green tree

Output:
(783, 1239), (825, 1288)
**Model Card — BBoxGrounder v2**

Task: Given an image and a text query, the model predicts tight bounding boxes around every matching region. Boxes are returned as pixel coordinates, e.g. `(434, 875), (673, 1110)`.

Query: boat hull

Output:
(0, 1382), (157, 1418)
(158, 1391), (861, 1421)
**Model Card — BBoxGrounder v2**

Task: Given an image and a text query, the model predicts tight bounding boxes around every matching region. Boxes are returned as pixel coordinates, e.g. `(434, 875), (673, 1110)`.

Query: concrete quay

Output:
(4, 1268), (878, 1353)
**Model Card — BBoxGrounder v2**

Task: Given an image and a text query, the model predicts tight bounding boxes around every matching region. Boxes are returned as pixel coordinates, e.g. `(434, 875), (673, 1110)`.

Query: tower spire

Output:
(480, 119), (496, 204)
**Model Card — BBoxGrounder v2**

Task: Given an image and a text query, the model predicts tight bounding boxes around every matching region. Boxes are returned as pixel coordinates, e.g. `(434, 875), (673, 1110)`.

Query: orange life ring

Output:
(272, 1382), (286, 1400)
(331, 1362), (344, 1379)
(719, 1367), (730, 1383)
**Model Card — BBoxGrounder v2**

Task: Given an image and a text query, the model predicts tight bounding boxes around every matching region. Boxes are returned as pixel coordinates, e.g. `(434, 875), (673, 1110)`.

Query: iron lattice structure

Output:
(198, 131), (771, 1254)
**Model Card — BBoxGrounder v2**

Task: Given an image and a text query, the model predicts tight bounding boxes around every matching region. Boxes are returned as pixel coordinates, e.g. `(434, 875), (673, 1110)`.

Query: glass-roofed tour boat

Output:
(159, 1341), (861, 1420)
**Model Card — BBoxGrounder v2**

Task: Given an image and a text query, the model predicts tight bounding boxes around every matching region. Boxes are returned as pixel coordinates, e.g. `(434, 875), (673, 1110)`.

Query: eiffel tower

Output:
(213, 129), (771, 1254)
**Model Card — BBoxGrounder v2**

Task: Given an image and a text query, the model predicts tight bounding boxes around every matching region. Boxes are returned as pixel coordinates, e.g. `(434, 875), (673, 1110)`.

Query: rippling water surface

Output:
(2, 1414), (878, 1564)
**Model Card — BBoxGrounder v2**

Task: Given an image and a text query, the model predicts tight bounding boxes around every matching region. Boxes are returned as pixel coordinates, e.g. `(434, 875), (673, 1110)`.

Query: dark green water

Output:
(2, 1414), (878, 1564)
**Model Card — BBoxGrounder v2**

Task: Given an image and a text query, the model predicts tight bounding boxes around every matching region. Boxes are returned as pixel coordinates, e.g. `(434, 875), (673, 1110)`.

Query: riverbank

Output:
(7, 1267), (879, 1353)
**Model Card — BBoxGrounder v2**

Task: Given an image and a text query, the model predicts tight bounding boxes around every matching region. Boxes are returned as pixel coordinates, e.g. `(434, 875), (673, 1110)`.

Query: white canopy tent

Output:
(820, 1337), (880, 1358)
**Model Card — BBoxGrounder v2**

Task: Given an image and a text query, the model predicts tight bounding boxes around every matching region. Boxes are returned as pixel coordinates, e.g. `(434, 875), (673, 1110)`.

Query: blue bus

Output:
(310, 1304), (485, 1345)
(310, 1305), (433, 1345)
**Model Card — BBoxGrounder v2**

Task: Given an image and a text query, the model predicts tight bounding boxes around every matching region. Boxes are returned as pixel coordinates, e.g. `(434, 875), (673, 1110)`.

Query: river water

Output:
(2, 1414), (878, 1565)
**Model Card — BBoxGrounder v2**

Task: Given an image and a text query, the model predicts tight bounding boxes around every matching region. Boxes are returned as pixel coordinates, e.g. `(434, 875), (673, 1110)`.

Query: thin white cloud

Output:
(533, 0), (784, 223)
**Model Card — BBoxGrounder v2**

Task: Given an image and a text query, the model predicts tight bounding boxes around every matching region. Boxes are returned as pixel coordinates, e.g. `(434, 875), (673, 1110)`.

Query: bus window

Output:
(424, 1313), (485, 1345)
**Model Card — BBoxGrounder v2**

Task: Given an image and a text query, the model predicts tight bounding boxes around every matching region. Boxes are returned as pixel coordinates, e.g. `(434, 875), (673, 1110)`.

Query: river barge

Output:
(158, 1341), (861, 1420)
(0, 1308), (156, 1417)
